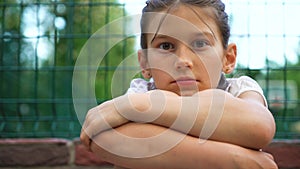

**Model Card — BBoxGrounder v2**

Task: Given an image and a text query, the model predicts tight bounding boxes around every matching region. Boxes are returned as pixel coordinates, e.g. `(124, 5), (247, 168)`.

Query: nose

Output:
(175, 45), (194, 70)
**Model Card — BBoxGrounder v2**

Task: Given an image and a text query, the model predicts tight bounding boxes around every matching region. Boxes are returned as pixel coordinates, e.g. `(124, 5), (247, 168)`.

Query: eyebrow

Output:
(149, 10), (218, 47)
(150, 32), (216, 44)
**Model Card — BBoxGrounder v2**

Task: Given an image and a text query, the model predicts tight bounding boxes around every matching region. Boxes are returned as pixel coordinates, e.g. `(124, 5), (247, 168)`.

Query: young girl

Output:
(81, 0), (277, 168)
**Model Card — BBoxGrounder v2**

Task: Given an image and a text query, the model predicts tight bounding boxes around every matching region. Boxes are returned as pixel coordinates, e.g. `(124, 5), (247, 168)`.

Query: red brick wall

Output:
(0, 138), (112, 168)
(263, 140), (300, 169)
(0, 139), (299, 168)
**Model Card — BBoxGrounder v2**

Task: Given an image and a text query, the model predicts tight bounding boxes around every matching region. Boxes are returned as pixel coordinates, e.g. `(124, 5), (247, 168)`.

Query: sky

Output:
(118, 0), (300, 69)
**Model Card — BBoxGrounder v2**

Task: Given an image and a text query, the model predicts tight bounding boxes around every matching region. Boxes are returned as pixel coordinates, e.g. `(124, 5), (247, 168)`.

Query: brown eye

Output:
(159, 42), (174, 50)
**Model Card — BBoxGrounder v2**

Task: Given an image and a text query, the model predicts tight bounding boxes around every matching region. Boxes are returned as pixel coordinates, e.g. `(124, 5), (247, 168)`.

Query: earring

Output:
(146, 72), (152, 79)
(142, 69), (152, 79)
(225, 67), (231, 73)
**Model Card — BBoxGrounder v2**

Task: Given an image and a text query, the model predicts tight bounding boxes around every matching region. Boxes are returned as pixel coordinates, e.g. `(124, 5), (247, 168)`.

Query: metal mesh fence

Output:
(227, 0), (300, 139)
(0, 0), (133, 138)
(0, 0), (300, 139)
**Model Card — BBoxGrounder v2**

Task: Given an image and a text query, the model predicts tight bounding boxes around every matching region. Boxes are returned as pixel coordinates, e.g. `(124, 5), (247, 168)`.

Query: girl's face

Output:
(139, 4), (236, 96)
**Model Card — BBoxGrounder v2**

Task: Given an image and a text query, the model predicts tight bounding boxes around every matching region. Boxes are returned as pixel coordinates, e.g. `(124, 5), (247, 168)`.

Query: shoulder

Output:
(227, 76), (268, 107)
(227, 76), (264, 97)
(126, 78), (156, 94)
(126, 78), (149, 94)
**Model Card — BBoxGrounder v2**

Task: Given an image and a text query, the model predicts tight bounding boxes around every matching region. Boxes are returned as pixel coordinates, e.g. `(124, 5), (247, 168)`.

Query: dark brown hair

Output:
(140, 0), (230, 49)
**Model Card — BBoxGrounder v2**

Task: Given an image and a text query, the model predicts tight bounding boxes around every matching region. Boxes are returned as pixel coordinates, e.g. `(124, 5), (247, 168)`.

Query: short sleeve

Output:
(126, 78), (149, 94)
(228, 76), (268, 107)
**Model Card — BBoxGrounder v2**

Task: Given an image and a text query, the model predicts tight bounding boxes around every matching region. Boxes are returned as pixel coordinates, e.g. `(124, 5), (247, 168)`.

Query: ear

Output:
(222, 43), (237, 74)
(138, 49), (151, 79)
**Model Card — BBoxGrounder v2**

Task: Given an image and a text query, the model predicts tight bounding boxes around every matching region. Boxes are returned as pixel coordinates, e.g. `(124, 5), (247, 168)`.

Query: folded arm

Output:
(138, 89), (276, 149)
(91, 123), (277, 169)
(81, 89), (275, 150)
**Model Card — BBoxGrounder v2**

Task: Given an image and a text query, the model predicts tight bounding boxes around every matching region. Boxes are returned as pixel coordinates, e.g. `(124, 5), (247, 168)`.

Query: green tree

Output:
(0, 0), (136, 138)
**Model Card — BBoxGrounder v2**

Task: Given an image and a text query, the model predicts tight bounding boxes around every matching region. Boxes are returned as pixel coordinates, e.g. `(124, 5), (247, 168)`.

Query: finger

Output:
(261, 152), (278, 169)
(82, 113), (113, 139)
(80, 105), (105, 150)
(261, 151), (275, 160)
(80, 119), (95, 150)
(80, 131), (91, 149)
(266, 153), (275, 160)
(80, 122), (111, 152)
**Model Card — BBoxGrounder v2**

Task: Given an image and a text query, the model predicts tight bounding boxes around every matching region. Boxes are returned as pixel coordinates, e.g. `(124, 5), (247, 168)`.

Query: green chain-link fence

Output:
(0, 0), (136, 138)
(1, 0), (300, 139)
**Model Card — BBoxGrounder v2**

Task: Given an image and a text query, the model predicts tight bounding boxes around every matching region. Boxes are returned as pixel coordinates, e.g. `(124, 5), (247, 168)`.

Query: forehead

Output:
(144, 4), (220, 41)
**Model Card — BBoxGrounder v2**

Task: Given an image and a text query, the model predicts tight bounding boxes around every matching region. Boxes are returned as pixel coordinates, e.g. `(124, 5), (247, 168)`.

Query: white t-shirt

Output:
(126, 76), (267, 106)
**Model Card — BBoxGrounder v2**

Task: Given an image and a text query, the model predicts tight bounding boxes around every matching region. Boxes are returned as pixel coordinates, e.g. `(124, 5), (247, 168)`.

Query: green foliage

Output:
(0, 0), (136, 138)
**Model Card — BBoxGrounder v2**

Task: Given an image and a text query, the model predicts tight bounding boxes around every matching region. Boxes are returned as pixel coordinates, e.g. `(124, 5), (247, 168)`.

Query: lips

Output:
(172, 77), (199, 86)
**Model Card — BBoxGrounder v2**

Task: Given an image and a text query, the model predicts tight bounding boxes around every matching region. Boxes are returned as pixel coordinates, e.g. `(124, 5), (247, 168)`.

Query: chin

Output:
(179, 90), (198, 96)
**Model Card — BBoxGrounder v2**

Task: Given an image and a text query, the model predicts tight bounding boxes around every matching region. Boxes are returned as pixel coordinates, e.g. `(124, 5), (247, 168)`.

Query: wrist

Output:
(128, 93), (151, 112)
(113, 93), (151, 122)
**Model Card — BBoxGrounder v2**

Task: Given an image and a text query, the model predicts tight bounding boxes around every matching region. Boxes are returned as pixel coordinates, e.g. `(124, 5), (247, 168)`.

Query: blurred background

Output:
(0, 0), (299, 140)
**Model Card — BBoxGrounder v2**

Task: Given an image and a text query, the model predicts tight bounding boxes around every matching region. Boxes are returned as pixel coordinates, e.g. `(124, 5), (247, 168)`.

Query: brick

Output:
(74, 139), (112, 166)
(264, 140), (300, 169)
(0, 139), (70, 167)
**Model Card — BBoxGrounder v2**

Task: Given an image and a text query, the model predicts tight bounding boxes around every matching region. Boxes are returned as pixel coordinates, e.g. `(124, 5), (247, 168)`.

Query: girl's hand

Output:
(80, 90), (178, 150)
(80, 99), (129, 150)
(230, 148), (278, 169)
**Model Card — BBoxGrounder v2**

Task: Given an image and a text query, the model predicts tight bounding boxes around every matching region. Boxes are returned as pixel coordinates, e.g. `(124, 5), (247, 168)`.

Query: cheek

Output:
(197, 52), (223, 86)
(152, 78), (164, 90)
(147, 55), (176, 74)
(201, 47), (223, 68)
(151, 69), (171, 85)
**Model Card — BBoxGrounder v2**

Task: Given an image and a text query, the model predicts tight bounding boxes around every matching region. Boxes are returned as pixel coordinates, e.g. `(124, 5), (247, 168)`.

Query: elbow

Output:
(242, 103), (276, 149)
(257, 127), (275, 149)
(252, 116), (276, 149)
(263, 120), (276, 147)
